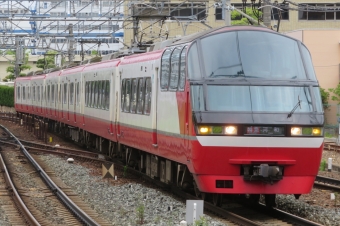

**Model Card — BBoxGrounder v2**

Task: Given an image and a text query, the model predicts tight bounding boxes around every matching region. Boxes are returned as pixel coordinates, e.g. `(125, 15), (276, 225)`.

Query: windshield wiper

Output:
(287, 96), (301, 118)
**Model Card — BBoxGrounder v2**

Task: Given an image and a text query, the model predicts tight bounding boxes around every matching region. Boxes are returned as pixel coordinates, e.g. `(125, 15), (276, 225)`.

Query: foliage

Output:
(36, 50), (58, 70)
(0, 85), (14, 107)
(3, 52), (31, 82)
(320, 87), (330, 110)
(231, 7), (262, 25)
(319, 159), (326, 171)
(136, 203), (145, 225)
(194, 216), (209, 226)
(328, 84), (340, 105)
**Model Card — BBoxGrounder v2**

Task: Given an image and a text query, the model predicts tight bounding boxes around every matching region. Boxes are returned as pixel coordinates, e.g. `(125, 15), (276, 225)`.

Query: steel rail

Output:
(0, 125), (100, 226)
(0, 153), (40, 226)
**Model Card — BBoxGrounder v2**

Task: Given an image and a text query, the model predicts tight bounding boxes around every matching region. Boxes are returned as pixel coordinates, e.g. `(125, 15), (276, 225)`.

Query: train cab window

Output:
(188, 42), (201, 79)
(169, 48), (181, 91)
(178, 46), (187, 91)
(121, 79), (126, 111)
(300, 45), (317, 81)
(76, 82), (80, 106)
(136, 78), (144, 114)
(70, 82), (74, 105)
(144, 77), (152, 115)
(104, 80), (110, 110)
(63, 83), (67, 104)
(191, 85), (204, 111)
(160, 49), (172, 90)
(131, 78), (137, 113)
(23, 86), (25, 100)
(124, 79), (131, 112)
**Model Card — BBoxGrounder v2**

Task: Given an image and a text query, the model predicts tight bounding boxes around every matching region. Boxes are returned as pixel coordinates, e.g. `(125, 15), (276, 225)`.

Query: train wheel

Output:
(264, 194), (276, 208)
(212, 194), (222, 207)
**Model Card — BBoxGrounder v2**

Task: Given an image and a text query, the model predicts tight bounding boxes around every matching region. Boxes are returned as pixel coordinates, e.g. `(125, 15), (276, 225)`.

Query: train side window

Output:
(47, 85), (50, 102)
(100, 81), (105, 109)
(37, 86), (41, 102)
(17, 86), (20, 100)
(121, 79), (126, 111)
(160, 49), (172, 91)
(33, 86), (35, 101)
(85, 82), (89, 106)
(27, 86), (30, 100)
(51, 85), (55, 103)
(124, 79), (131, 112)
(136, 78), (144, 114)
(63, 83), (67, 104)
(169, 48), (181, 91)
(23, 86), (25, 100)
(70, 82), (74, 105)
(104, 80), (110, 110)
(178, 46), (187, 91)
(90, 81), (95, 107)
(144, 77), (151, 115)
(76, 82), (80, 106)
(94, 81), (99, 108)
(188, 42), (201, 80)
(131, 78), (137, 113)
(97, 81), (102, 108)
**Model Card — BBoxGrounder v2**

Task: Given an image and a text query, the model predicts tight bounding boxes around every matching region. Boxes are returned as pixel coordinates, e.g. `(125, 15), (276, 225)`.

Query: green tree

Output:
(328, 84), (340, 104)
(36, 50), (58, 70)
(231, 7), (263, 25)
(3, 51), (31, 82)
(320, 87), (330, 110)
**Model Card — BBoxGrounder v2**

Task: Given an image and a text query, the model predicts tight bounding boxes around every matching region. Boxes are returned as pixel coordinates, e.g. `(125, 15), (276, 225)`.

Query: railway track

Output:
(0, 125), (105, 226)
(0, 123), (326, 225)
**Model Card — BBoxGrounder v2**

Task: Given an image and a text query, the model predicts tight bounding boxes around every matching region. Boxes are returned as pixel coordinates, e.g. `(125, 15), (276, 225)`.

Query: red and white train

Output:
(15, 26), (324, 206)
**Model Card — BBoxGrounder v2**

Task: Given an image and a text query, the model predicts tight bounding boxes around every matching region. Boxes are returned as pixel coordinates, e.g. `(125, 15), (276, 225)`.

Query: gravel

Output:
(39, 154), (227, 226)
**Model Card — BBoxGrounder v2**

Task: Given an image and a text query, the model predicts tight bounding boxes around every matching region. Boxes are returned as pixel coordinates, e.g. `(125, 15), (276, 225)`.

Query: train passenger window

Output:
(76, 82), (80, 106)
(47, 85), (50, 102)
(136, 78), (144, 114)
(104, 80), (110, 110)
(63, 83), (67, 104)
(17, 86), (20, 100)
(85, 82), (89, 106)
(98, 81), (103, 109)
(33, 86), (36, 101)
(70, 83), (74, 105)
(169, 48), (181, 91)
(131, 79), (137, 113)
(178, 46), (187, 91)
(51, 85), (55, 103)
(90, 81), (95, 107)
(187, 43), (201, 79)
(95, 81), (100, 108)
(124, 79), (131, 112)
(121, 79), (126, 111)
(37, 86), (41, 102)
(144, 78), (152, 115)
(23, 86), (25, 100)
(160, 49), (172, 91)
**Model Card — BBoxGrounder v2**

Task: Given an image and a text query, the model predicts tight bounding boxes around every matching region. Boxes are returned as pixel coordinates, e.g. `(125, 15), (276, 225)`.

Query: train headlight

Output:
(199, 126), (210, 134)
(291, 127), (302, 135)
(225, 126), (237, 135)
(291, 127), (323, 136)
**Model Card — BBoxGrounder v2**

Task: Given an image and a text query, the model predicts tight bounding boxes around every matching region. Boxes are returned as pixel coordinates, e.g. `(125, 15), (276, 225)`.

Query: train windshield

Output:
(191, 85), (323, 113)
(198, 31), (316, 80)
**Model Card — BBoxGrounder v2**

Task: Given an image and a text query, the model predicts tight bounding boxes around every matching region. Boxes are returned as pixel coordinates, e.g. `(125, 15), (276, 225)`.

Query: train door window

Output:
(136, 78), (144, 114)
(178, 46), (187, 91)
(131, 78), (137, 113)
(188, 42), (201, 80)
(23, 86), (25, 100)
(144, 77), (152, 115)
(51, 85), (55, 103)
(124, 79), (131, 112)
(76, 82), (80, 106)
(169, 48), (181, 91)
(70, 82), (74, 105)
(121, 79), (126, 111)
(160, 49), (172, 91)
(63, 83), (67, 104)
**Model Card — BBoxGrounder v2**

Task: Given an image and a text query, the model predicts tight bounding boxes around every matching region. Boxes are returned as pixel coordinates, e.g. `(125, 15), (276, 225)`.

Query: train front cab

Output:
(184, 26), (324, 205)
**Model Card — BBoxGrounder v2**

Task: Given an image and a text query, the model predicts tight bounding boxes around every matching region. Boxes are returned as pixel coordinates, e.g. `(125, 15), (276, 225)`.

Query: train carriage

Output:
(14, 25), (324, 207)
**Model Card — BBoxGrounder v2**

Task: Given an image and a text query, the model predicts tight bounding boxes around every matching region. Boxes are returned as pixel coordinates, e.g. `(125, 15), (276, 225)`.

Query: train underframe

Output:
(22, 114), (283, 207)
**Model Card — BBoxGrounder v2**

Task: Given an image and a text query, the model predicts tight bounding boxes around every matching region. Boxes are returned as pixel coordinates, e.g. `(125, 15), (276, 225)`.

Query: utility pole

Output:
(222, 0), (231, 26)
(15, 36), (24, 78)
(262, 0), (271, 28)
(68, 23), (75, 64)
